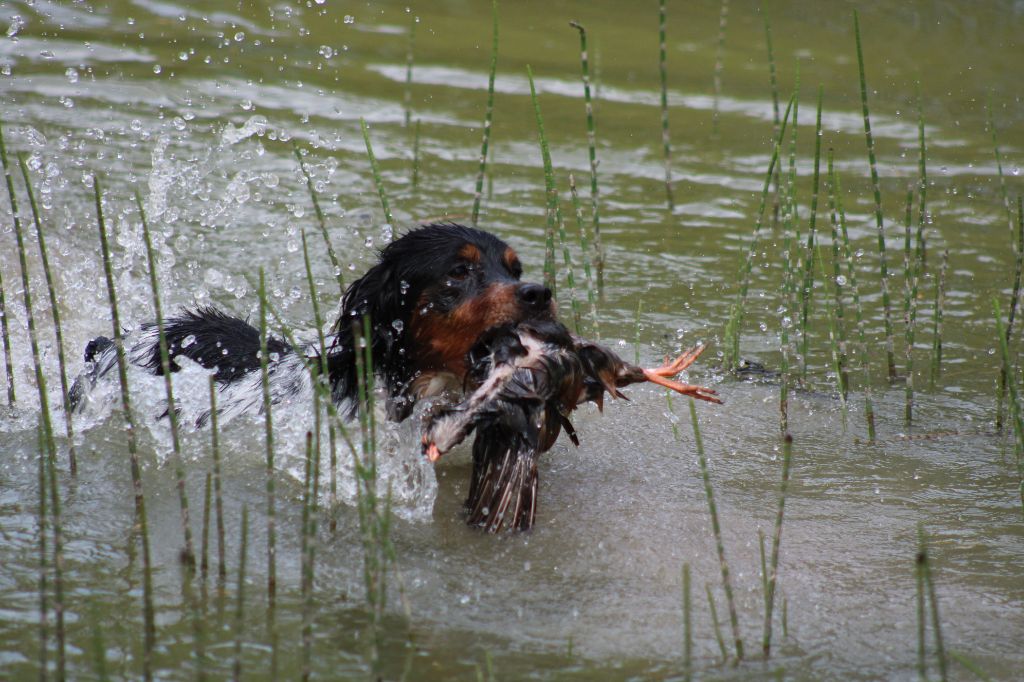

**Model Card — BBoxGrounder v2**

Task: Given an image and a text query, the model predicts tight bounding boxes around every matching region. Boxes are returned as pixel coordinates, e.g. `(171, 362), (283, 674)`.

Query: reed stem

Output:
(798, 87), (823, 381)
(689, 399), (743, 660)
(830, 163), (876, 441)
(232, 505), (248, 682)
(658, 0), (675, 210)
(135, 191), (197, 571)
(256, 269), (279, 676)
(724, 95), (794, 370)
(569, 20), (604, 291)
(526, 65), (558, 295)
(472, 0), (498, 227)
(411, 118), (422, 193)
(208, 377), (226, 587)
(5, 129), (69, 679)
(993, 299), (1024, 510)
(293, 144), (344, 294)
(569, 174), (599, 339)
(853, 10), (897, 382)
(404, 16), (416, 129)
(762, 433), (793, 657)
(930, 250), (948, 387)
(96, 177), (154, 679)
(826, 149), (850, 398)
(360, 118), (394, 239)
(17, 153), (77, 474)
(998, 197), (1024, 431)
(712, 0), (729, 136)
(37, 420), (49, 679)
(0, 122), (17, 406)
(705, 584), (728, 663)
(917, 525), (948, 681)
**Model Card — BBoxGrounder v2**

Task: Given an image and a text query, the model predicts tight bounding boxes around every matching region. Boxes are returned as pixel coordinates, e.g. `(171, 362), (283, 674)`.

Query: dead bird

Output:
(421, 319), (720, 532)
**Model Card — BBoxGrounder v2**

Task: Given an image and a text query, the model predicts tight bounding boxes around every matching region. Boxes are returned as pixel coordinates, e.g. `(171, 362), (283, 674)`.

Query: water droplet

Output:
(343, 15), (355, 24)
(318, 45), (334, 58)
(781, 316), (792, 329)
(234, 31), (245, 42)
(65, 67), (78, 83)
(836, 275), (847, 286)
(181, 334), (197, 348)
(392, 320), (404, 333)
(153, 64), (162, 74)
(240, 99), (253, 111)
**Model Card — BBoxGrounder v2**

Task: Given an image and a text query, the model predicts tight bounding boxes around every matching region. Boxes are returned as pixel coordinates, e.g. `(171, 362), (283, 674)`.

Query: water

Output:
(2, 0), (1023, 679)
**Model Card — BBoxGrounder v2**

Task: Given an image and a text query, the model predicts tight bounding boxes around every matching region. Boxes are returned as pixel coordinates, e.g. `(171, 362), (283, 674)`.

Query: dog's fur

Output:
(70, 223), (555, 426)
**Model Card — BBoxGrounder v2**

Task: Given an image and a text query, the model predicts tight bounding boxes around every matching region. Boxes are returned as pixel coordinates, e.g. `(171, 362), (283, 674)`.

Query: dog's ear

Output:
(330, 258), (414, 413)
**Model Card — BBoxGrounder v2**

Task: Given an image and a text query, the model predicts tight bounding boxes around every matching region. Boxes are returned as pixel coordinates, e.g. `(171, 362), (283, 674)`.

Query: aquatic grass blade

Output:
(689, 399), (743, 660)
(17, 152), (77, 474)
(526, 65), (558, 295)
(472, 0), (498, 226)
(569, 20), (604, 291)
(658, 0), (674, 210)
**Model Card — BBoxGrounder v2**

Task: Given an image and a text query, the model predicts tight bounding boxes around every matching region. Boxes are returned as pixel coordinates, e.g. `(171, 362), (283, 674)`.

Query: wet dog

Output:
(70, 222), (556, 425)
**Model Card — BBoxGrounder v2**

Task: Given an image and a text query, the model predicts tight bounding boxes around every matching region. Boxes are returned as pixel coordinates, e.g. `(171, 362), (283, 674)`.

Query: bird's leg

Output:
(641, 345), (722, 404)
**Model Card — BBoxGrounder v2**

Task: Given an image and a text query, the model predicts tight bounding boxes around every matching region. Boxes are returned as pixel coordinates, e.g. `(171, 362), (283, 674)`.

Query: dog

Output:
(70, 222), (557, 427)
(71, 221), (719, 531)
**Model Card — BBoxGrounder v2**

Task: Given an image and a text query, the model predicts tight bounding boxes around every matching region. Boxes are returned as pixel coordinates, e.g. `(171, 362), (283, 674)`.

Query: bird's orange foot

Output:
(643, 345), (722, 404)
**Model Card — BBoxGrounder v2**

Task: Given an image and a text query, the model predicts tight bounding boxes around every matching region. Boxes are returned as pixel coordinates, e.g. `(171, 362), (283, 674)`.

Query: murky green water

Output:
(2, 0), (1023, 679)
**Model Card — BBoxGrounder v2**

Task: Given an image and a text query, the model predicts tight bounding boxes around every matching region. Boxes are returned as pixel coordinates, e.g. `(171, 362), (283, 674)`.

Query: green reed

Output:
(758, 528), (768, 612)
(778, 188), (795, 434)
(96, 177), (154, 679)
(256, 268), (280, 677)
(917, 525), (949, 681)
(916, 83), (928, 266)
(723, 95), (793, 370)
(569, 20), (605, 291)
(0, 123), (16, 406)
(18, 153), (77, 474)
(201, 471), (212, 602)
(930, 249), (948, 387)
(689, 399), (743, 660)
(472, 0), (498, 227)
(830, 162), (876, 441)
(993, 298), (1024, 510)
(682, 563), (692, 681)
(4, 128), (70, 678)
(902, 187), (924, 426)
(712, 0), (729, 136)
(762, 433), (793, 657)
(136, 191), (197, 572)
(826, 151), (850, 399)
(998, 198), (1024, 431)
(208, 377), (227, 587)
(557, 204), (582, 334)
(916, 523), (926, 680)
(634, 299), (642, 366)
(232, 505), (248, 682)
(526, 65), (558, 294)
(404, 15), (416, 129)
(360, 117), (395, 239)
(763, 12), (783, 232)
(411, 118), (422, 193)
(763, 12), (780, 135)
(658, 0), (675, 210)
(798, 88), (823, 381)
(301, 429), (315, 681)
(301, 230), (338, 530)
(569, 174), (599, 338)
(853, 10), (896, 382)
(36, 421), (49, 678)
(815, 245), (847, 415)
(705, 584), (728, 663)
(947, 652), (995, 682)
(293, 144), (344, 295)
(985, 96), (1014, 241)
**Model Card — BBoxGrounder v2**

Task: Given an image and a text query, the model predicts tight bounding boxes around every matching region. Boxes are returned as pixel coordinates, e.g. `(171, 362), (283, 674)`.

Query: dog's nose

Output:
(516, 283), (553, 311)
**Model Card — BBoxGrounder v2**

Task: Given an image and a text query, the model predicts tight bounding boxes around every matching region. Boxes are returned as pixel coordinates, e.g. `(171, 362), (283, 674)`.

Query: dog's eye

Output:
(448, 263), (470, 280)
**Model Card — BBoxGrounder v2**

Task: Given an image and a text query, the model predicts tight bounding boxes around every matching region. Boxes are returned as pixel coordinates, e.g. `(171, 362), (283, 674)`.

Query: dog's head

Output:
(331, 222), (554, 418)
